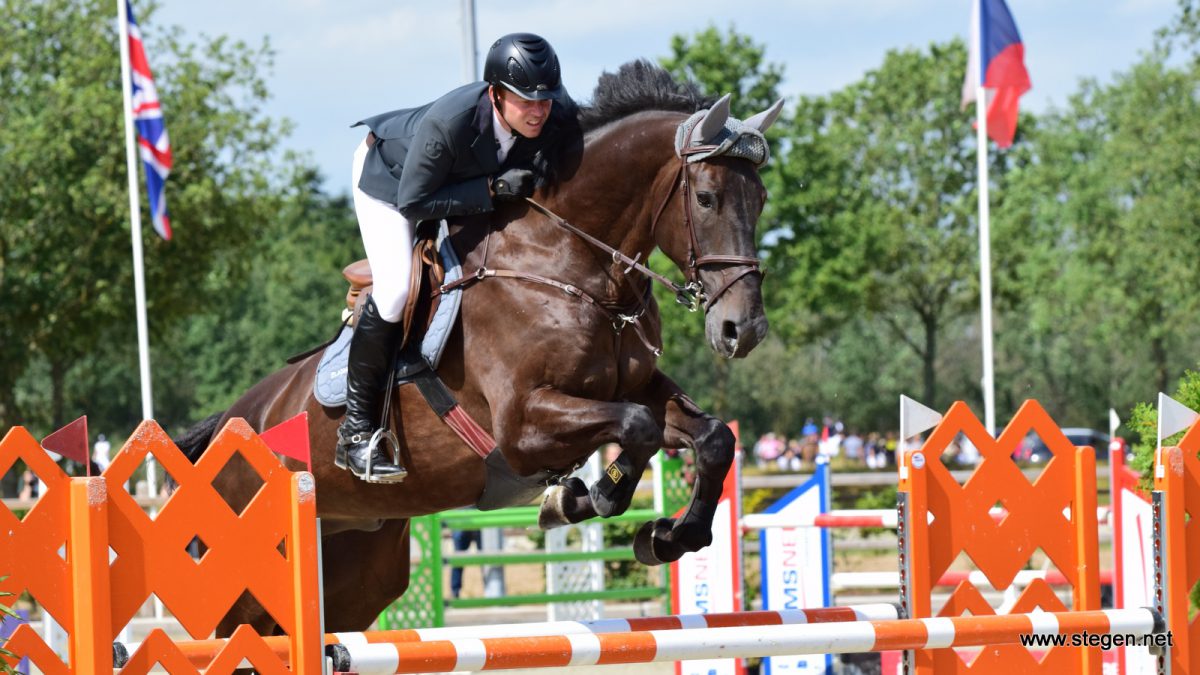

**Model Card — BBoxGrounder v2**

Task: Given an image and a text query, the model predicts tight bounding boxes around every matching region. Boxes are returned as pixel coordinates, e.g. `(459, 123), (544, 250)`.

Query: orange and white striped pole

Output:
(328, 608), (1162, 674)
(114, 605), (901, 669)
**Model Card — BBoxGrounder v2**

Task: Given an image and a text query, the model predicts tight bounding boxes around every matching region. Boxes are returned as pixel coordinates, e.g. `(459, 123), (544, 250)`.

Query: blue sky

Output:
(153, 0), (1178, 195)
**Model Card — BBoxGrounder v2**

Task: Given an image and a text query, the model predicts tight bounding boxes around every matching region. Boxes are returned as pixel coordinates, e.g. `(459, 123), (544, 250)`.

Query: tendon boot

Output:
(334, 296), (408, 483)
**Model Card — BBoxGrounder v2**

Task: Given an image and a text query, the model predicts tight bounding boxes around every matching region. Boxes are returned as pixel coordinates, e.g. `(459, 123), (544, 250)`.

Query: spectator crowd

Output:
(750, 417), (988, 472)
(750, 417), (906, 471)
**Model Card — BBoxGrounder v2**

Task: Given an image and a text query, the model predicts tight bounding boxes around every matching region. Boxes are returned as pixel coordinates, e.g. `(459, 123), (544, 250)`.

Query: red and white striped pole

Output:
(328, 608), (1162, 674)
(114, 605), (900, 669)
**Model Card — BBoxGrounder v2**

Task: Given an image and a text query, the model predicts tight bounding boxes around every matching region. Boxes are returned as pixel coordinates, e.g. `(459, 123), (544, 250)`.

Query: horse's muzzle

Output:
(709, 314), (768, 358)
(701, 269), (767, 358)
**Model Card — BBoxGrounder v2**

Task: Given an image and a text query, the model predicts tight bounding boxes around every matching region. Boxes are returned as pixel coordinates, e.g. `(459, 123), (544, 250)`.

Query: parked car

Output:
(1026, 428), (1110, 463)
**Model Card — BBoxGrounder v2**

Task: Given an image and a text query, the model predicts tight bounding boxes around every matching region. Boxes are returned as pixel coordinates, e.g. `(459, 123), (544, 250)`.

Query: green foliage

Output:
(994, 32), (1200, 425)
(157, 167), (361, 423)
(765, 40), (999, 409)
(1128, 368), (1200, 480)
(0, 577), (18, 675)
(659, 24), (785, 120)
(742, 486), (785, 517)
(0, 0), (322, 435)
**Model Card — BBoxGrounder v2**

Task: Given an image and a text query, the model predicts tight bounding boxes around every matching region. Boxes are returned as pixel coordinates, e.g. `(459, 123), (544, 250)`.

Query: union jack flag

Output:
(125, 2), (173, 240)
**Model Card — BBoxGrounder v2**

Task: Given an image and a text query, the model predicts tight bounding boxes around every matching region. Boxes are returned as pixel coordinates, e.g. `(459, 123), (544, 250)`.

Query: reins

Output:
(438, 152), (764, 356)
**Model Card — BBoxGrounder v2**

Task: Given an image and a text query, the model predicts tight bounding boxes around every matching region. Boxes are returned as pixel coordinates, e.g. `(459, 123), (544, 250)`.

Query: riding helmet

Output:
(483, 33), (563, 101)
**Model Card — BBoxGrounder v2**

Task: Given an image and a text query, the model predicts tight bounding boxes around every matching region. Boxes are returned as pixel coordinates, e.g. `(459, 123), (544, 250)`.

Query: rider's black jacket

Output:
(354, 82), (576, 222)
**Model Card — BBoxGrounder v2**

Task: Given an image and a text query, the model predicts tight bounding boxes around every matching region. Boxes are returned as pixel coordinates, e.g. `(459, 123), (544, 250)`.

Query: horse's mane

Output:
(578, 60), (713, 133)
(536, 61), (711, 190)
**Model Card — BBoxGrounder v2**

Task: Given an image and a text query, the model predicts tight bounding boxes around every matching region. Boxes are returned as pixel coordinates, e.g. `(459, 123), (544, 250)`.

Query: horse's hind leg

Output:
(320, 519), (412, 631)
(629, 371), (734, 566)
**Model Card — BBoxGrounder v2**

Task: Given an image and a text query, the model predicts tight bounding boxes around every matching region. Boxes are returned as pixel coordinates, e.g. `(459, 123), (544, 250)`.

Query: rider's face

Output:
(494, 87), (553, 138)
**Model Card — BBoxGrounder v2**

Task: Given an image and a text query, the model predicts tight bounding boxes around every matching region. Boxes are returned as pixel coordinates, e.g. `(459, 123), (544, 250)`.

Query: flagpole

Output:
(120, 0), (169, 627)
(974, 0), (997, 436)
(118, 0), (159, 489)
(460, 0), (478, 83)
(118, 0), (156, 424)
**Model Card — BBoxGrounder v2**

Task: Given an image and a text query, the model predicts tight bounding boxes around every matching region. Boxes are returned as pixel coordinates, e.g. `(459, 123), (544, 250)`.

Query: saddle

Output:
(342, 220), (447, 349)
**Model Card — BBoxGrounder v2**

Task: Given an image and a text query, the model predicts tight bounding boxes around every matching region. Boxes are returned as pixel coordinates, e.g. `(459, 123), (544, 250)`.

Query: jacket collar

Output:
(469, 87), (500, 173)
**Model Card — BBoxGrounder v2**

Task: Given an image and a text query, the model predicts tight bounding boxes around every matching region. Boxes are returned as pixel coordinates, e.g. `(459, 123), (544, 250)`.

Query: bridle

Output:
(525, 149), (763, 313)
(648, 148), (764, 311)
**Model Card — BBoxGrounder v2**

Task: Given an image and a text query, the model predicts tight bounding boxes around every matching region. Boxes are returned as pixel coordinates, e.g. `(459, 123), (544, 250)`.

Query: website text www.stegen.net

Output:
(1018, 631), (1174, 650)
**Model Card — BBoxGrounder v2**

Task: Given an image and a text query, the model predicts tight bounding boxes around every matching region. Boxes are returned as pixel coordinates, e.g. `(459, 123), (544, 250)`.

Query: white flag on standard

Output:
(900, 395), (943, 444)
(1157, 392), (1198, 447)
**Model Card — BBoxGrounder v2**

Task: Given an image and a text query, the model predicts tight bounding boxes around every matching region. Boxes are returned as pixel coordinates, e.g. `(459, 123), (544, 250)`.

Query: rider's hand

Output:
(491, 168), (535, 202)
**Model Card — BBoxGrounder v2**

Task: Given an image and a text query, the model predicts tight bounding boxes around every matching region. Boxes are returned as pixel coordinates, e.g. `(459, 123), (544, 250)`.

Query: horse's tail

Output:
(175, 412), (224, 463)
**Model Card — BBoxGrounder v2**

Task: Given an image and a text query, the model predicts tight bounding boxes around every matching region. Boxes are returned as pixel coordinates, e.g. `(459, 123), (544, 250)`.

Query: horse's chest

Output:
(570, 331), (656, 399)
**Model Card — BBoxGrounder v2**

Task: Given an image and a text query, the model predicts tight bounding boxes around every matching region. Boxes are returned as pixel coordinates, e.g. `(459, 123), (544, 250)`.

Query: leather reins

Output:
(439, 151), (764, 354)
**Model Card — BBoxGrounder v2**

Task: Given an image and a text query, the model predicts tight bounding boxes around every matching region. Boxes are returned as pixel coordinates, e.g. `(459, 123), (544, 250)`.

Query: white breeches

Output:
(351, 139), (413, 323)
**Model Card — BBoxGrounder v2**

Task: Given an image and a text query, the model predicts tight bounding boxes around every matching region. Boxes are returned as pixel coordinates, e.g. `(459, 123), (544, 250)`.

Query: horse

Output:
(176, 61), (779, 636)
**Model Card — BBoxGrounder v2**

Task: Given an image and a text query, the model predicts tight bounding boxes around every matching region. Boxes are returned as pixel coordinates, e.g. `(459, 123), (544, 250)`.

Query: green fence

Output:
(377, 455), (689, 628)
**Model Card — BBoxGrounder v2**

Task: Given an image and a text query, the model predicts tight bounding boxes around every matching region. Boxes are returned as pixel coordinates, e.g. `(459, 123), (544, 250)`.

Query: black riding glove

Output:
(491, 168), (535, 202)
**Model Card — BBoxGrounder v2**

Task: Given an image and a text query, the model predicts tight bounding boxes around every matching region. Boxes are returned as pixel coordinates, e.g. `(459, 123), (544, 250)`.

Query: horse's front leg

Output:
(628, 370), (735, 566)
(493, 388), (664, 528)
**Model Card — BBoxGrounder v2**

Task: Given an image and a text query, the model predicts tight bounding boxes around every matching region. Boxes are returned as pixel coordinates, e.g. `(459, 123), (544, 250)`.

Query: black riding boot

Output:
(334, 296), (408, 483)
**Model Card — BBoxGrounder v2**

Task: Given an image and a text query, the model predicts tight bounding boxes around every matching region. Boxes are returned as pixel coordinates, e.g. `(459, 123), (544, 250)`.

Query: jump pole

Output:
(328, 608), (1164, 674)
(114, 605), (902, 669)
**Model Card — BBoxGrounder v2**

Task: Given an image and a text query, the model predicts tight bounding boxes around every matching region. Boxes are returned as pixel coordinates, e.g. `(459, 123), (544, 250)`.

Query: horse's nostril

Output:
(722, 321), (739, 344)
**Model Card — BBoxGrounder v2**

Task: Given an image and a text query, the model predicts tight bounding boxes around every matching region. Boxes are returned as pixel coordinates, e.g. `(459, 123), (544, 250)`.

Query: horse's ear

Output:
(744, 99), (784, 133)
(694, 94), (732, 144)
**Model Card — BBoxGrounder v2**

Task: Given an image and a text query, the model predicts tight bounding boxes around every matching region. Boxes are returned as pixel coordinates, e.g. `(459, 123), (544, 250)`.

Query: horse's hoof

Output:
(539, 486), (572, 529)
(634, 518), (684, 565)
(538, 477), (589, 529)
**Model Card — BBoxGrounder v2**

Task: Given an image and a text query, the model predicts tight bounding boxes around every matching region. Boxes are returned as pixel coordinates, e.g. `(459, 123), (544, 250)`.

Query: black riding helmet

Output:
(483, 33), (563, 101)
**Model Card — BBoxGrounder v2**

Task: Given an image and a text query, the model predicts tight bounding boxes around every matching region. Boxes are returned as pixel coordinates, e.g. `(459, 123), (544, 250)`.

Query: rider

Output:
(338, 33), (578, 483)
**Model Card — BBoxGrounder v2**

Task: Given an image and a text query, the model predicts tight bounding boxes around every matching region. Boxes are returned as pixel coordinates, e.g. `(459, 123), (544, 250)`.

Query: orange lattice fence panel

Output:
(1154, 419), (1200, 673)
(900, 400), (1102, 674)
(0, 426), (75, 674)
(105, 418), (321, 674)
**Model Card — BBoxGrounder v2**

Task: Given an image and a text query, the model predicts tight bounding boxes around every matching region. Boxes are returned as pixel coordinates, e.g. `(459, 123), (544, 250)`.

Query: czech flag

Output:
(125, 2), (173, 240)
(962, 0), (1031, 148)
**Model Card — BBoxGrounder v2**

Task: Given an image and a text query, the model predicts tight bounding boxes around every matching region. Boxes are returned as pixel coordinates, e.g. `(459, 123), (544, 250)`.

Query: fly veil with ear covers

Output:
(674, 94), (784, 165)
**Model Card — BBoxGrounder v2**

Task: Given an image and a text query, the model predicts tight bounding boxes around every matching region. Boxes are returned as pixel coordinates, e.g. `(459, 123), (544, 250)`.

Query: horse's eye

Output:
(696, 192), (717, 210)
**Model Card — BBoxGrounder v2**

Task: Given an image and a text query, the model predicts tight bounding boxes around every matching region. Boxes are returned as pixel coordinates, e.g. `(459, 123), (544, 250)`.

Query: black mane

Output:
(578, 60), (712, 132)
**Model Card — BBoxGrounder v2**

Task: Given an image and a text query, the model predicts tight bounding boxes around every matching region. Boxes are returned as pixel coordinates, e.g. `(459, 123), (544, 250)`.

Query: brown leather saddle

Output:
(342, 225), (448, 349)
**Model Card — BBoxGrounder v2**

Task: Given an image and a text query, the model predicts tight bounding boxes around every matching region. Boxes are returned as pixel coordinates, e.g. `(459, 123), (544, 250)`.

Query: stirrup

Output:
(363, 428), (408, 484)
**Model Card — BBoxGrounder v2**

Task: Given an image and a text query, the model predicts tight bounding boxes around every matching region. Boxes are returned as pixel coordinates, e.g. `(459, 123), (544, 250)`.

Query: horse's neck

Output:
(540, 115), (679, 267)
(461, 113), (679, 305)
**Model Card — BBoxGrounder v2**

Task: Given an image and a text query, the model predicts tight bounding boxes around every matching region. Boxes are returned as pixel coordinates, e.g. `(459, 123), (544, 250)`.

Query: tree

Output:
(994, 35), (1200, 425)
(0, 0), (296, 433)
(157, 168), (363, 424)
(764, 40), (1017, 409)
(660, 24), (785, 120)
